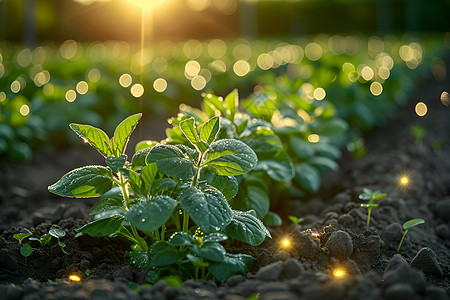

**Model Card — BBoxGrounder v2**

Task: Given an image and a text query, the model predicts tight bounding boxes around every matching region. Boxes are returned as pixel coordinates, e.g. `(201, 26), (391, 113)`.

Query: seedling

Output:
(409, 125), (426, 146)
(359, 188), (386, 227)
(20, 243), (32, 263)
(49, 229), (68, 254)
(288, 215), (304, 225)
(13, 232), (32, 244)
(397, 218), (425, 252)
(48, 113), (270, 282)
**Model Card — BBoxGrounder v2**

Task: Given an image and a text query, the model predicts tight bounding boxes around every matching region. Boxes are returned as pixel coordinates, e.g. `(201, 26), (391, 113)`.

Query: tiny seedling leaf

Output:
(13, 232), (32, 243)
(403, 218), (425, 231)
(49, 229), (66, 239)
(20, 243), (32, 258)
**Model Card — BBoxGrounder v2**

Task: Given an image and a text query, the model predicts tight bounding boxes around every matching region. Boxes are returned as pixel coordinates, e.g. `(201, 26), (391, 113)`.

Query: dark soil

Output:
(0, 75), (449, 299)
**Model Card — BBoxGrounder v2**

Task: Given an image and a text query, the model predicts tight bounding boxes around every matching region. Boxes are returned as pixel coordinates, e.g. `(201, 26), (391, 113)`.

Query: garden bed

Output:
(0, 74), (449, 299)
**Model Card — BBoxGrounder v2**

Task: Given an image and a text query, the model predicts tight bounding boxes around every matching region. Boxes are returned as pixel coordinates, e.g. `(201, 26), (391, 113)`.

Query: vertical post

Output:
(24, 0), (37, 48)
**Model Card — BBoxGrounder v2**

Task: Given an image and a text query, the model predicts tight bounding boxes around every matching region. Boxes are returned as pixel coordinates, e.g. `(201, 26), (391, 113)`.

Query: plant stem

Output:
(161, 223), (166, 241)
(154, 229), (160, 241)
(397, 230), (408, 252)
(130, 224), (147, 251)
(183, 211), (190, 233)
(118, 172), (130, 210)
(366, 209), (372, 227)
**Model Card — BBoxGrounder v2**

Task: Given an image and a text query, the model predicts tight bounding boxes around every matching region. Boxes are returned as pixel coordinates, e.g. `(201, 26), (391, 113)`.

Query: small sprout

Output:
(13, 232), (32, 244)
(85, 269), (91, 276)
(49, 229), (68, 254)
(69, 275), (81, 282)
(397, 218), (425, 252)
(359, 188), (386, 227)
(20, 243), (32, 263)
(288, 216), (304, 225)
(332, 267), (347, 278)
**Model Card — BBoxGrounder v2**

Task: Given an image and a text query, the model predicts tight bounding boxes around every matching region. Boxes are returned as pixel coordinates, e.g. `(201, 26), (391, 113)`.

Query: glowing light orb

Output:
(280, 238), (291, 248)
(415, 102), (427, 117)
(69, 275), (81, 282)
(126, 0), (166, 8)
(400, 177), (408, 185)
(333, 268), (346, 278)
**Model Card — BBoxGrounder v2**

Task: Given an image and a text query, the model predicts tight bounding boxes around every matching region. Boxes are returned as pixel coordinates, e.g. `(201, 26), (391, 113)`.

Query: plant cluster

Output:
(48, 113), (270, 282)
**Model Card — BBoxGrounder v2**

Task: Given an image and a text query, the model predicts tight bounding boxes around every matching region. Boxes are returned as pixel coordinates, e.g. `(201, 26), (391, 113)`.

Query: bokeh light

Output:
(233, 60), (250, 77)
(119, 73), (133, 88)
(370, 82), (383, 96)
(19, 104), (30, 116)
(313, 88), (326, 100)
(65, 90), (77, 102)
(131, 83), (144, 97)
(76, 81), (89, 94)
(441, 91), (449, 106)
(153, 78), (167, 92)
(415, 102), (427, 117)
(308, 134), (320, 143)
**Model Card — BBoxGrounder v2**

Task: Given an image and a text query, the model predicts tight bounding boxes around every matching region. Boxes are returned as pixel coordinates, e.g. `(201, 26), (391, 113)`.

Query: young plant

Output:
(359, 188), (386, 227)
(48, 113), (270, 282)
(288, 215), (304, 225)
(409, 125), (426, 146)
(13, 233), (33, 263)
(397, 218), (425, 252)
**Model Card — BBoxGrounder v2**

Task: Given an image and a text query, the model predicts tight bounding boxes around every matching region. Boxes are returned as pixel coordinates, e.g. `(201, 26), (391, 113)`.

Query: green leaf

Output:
(147, 145), (197, 179)
(224, 89), (238, 121)
(125, 196), (177, 233)
(126, 251), (150, 268)
(168, 232), (195, 247)
(310, 118), (348, 136)
(106, 155), (127, 173)
(48, 166), (113, 198)
(75, 215), (125, 237)
(289, 136), (314, 159)
(224, 210), (271, 246)
(204, 94), (224, 113)
(311, 143), (341, 159)
(135, 140), (158, 154)
(149, 242), (185, 267)
(179, 187), (232, 234)
(179, 117), (199, 147)
(232, 185), (269, 219)
(288, 216), (303, 225)
(209, 253), (253, 283)
(200, 116), (220, 144)
(90, 196), (123, 215)
(139, 163), (158, 196)
(49, 229), (66, 239)
(111, 113), (142, 157)
(200, 169), (238, 200)
(13, 233), (32, 243)
(294, 163), (321, 193)
(308, 156), (339, 173)
(204, 139), (257, 176)
(131, 147), (152, 171)
(40, 234), (52, 245)
(263, 211), (282, 226)
(254, 151), (295, 182)
(69, 123), (112, 157)
(403, 218), (425, 231)
(20, 243), (32, 258)
(190, 243), (225, 263)
(241, 127), (283, 152)
(203, 232), (228, 243)
(187, 254), (209, 267)
(150, 178), (177, 195)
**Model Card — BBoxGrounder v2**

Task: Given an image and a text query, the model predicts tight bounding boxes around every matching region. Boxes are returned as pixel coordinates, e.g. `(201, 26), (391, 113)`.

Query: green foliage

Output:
(397, 218), (425, 252)
(13, 232), (32, 243)
(20, 243), (32, 262)
(409, 125), (426, 146)
(49, 114), (267, 282)
(359, 188), (386, 227)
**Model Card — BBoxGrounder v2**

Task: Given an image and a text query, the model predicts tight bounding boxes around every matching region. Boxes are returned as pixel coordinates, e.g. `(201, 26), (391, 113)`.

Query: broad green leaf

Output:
(150, 178), (177, 195)
(90, 196), (123, 215)
(294, 163), (321, 193)
(310, 118), (348, 136)
(106, 155), (127, 173)
(224, 89), (238, 121)
(311, 143), (341, 159)
(125, 196), (177, 233)
(20, 243), (32, 258)
(49, 229), (66, 239)
(308, 156), (339, 173)
(224, 210), (271, 246)
(200, 116), (220, 145)
(69, 123), (112, 157)
(179, 187), (232, 233)
(209, 253), (253, 283)
(204, 139), (257, 176)
(139, 163), (158, 195)
(111, 113), (142, 157)
(179, 117), (199, 146)
(263, 211), (282, 226)
(149, 242), (185, 267)
(135, 140), (158, 153)
(200, 168), (238, 200)
(403, 219), (425, 231)
(175, 145), (198, 161)
(289, 136), (314, 159)
(75, 215), (126, 237)
(232, 185), (269, 219)
(168, 232), (195, 247)
(131, 147), (152, 171)
(241, 127), (283, 152)
(203, 232), (228, 243)
(190, 243), (225, 262)
(13, 233), (32, 243)
(254, 151), (295, 182)
(204, 94), (224, 112)
(187, 254), (209, 267)
(126, 251), (150, 268)
(48, 166), (113, 198)
(147, 145), (197, 179)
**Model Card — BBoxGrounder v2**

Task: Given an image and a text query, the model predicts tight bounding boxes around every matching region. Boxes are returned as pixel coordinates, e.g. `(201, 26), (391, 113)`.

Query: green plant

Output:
(48, 113), (270, 282)
(409, 125), (426, 146)
(397, 218), (425, 252)
(14, 229), (67, 254)
(359, 188), (386, 227)
(20, 243), (32, 263)
(288, 215), (304, 225)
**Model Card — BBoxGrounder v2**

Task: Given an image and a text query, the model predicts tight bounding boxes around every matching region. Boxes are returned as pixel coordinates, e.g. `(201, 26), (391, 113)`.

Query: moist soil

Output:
(0, 75), (449, 299)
